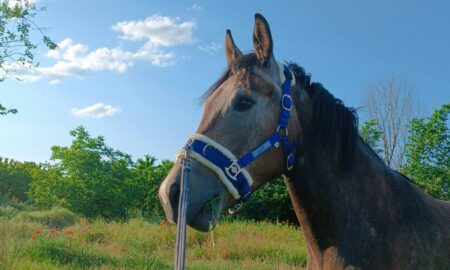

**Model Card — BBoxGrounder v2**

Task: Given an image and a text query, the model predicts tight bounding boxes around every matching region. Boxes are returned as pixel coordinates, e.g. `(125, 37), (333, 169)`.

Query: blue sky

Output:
(1, 0), (449, 163)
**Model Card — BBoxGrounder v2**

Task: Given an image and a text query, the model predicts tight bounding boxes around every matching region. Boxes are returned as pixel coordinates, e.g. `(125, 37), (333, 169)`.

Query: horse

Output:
(159, 13), (450, 270)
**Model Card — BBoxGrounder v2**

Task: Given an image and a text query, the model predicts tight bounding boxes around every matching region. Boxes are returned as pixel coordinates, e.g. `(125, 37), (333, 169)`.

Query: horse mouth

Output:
(188, 196), (222, 232)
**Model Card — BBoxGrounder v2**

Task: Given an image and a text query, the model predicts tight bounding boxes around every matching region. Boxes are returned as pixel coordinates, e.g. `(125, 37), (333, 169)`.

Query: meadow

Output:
(0, 207), (307, 270)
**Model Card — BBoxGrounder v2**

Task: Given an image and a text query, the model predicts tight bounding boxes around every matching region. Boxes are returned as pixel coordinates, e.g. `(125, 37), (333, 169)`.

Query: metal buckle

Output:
(225, 160), (242, 181)
(281, 94), (292, 111)
(276, 125), (289, 137)
(286, 153), (295, 171)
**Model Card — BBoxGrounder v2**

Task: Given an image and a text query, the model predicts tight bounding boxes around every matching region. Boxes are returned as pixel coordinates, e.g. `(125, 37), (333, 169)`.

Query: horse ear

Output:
(253, 13), (273, 65)
(225, 29), (243, 66)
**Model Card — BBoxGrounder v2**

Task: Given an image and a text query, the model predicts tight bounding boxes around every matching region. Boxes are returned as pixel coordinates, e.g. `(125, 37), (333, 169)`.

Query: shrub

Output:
(14, 208), (77, 229)
(231, 179), (298, 224)
(0, 157), (39, 202)
(0, 205), (19, 219)
(30, 126), (139, 219)
(0, 194), (32, 211)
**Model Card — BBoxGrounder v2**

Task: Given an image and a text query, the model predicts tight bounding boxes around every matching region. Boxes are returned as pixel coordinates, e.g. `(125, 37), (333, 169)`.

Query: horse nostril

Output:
(169, 184), (181, 209)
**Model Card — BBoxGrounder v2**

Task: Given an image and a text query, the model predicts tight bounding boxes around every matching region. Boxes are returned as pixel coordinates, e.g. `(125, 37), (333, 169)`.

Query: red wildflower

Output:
(50, 230), (58, 235)
(65, 229), (74, 235)
(35, 230), (41, 234)
(120, 248), (126, 254)
(31, 235), (37, 240)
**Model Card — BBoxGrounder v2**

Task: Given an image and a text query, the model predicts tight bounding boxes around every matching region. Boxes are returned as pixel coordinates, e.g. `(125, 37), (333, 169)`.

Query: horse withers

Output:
(159, 14), (450, 270)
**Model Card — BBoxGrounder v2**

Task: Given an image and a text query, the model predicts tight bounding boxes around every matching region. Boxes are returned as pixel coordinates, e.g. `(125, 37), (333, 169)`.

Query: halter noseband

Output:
(178, 63), (297, 201)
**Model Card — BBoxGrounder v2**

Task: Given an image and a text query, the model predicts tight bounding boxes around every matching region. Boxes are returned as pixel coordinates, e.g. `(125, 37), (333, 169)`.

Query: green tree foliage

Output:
(0, 0), (57, 114)
(232, 179), (297, 224)
(360, 119), (383, 155)
(0, 0), (57, 78)
(0, 104), (17, 115)
(29, 126), (172, 219)
(0, 157), (39, 202)
(402, 104), (450, 200)
(131, 155), (173, 218)
(30, 126), (135, 218)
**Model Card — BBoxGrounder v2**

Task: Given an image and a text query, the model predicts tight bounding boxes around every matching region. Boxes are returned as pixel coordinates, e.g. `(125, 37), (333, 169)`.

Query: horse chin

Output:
(188, 196), (223, 232)
(188, 207), (215, 232)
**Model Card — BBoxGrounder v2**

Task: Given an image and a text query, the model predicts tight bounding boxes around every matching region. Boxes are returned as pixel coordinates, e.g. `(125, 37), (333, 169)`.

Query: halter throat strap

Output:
(180, 64), (297, 201)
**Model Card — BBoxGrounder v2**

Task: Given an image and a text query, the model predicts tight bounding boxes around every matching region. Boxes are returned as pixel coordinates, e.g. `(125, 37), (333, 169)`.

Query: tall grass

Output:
(0, 214), (307, 269)
(13, 207), (77, 229)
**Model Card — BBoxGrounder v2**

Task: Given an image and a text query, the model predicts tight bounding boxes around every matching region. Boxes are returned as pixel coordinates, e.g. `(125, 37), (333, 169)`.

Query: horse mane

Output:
(283, 62), (358, 170)
(201, 53), (359, 170)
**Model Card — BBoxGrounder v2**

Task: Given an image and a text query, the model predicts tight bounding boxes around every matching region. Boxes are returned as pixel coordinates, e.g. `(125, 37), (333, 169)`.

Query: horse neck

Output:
(285, 137), (431, 262)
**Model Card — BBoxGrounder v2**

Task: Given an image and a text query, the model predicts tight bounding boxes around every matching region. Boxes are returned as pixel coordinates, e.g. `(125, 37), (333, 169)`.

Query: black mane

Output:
(287, 61), (358, 170)
(306, 81), (359, 169)
(202, 54), (359, 169)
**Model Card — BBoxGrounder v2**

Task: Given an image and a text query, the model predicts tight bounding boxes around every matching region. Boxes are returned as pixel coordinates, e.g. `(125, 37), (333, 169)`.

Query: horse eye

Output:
(234, 96), (255, 111)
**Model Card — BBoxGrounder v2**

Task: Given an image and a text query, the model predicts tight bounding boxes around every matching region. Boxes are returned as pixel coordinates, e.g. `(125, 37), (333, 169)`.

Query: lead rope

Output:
(174, 151), (191, 270)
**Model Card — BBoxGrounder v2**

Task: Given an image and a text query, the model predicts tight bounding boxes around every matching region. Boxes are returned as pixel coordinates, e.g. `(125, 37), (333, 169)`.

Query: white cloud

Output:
(46, 39), (88, 61)
(189, 4), (203, 12)
(198, 42), (222, 54)
(17, 39), (135, 83)
(132, 43), (177, 67)
(11, 14), (197, 83)
(71, 103), (122, 119)
(112, 14), (196, 47)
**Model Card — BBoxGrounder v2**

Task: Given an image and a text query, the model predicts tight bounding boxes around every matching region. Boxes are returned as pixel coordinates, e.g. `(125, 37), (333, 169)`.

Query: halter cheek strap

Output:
(178, 64), (297, 201)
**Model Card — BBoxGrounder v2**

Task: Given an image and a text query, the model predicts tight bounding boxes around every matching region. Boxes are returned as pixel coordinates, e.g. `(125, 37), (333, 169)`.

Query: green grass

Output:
(0, 215), (307, 269)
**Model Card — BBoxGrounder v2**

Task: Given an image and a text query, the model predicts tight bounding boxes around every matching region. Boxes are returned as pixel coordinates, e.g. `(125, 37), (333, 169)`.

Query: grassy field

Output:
(0, 209), (307, 270)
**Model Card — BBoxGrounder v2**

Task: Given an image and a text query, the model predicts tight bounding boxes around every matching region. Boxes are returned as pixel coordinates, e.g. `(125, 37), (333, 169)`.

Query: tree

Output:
(402, 104), (449, 200)
(359, 119), (382, 155)
(132, 156), (173, 218)
(0, 104), (17, 115)
(28, 126), (174, 219)
(363, 75), (419, 170)
(0, 157), (39, 202)
(0, 0), (57, 114)
(30, 126), (135, 218)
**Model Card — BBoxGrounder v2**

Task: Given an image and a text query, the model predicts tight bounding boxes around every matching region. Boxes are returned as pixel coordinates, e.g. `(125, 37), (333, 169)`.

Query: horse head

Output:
(159, 14), (310, 231)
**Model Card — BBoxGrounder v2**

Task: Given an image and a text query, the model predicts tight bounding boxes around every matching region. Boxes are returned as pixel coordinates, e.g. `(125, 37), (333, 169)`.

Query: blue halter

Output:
(182, 65), (297, 202)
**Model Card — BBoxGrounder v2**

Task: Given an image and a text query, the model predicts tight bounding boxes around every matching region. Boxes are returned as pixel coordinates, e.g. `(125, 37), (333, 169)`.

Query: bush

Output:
(30, 127), (139, 219)
(14, 208), (77, 229)
(231, 178), (298, 224)
(29, 127), (174, 220)
(0, 194), (7, 204)
(0, 157), (39, 202)
(0, 194), (31, 212)
(0, 205), (19, 219)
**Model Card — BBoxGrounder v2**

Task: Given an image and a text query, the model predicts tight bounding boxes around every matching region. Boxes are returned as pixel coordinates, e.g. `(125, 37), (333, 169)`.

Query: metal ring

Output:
(228, 201), (243, 215)
(281, 94), (292, 111)
(276, 125), (289, 137)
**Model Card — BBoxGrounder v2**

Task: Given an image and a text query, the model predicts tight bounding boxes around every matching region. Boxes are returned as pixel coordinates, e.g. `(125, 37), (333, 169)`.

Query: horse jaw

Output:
(159, 160), (229, 232)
